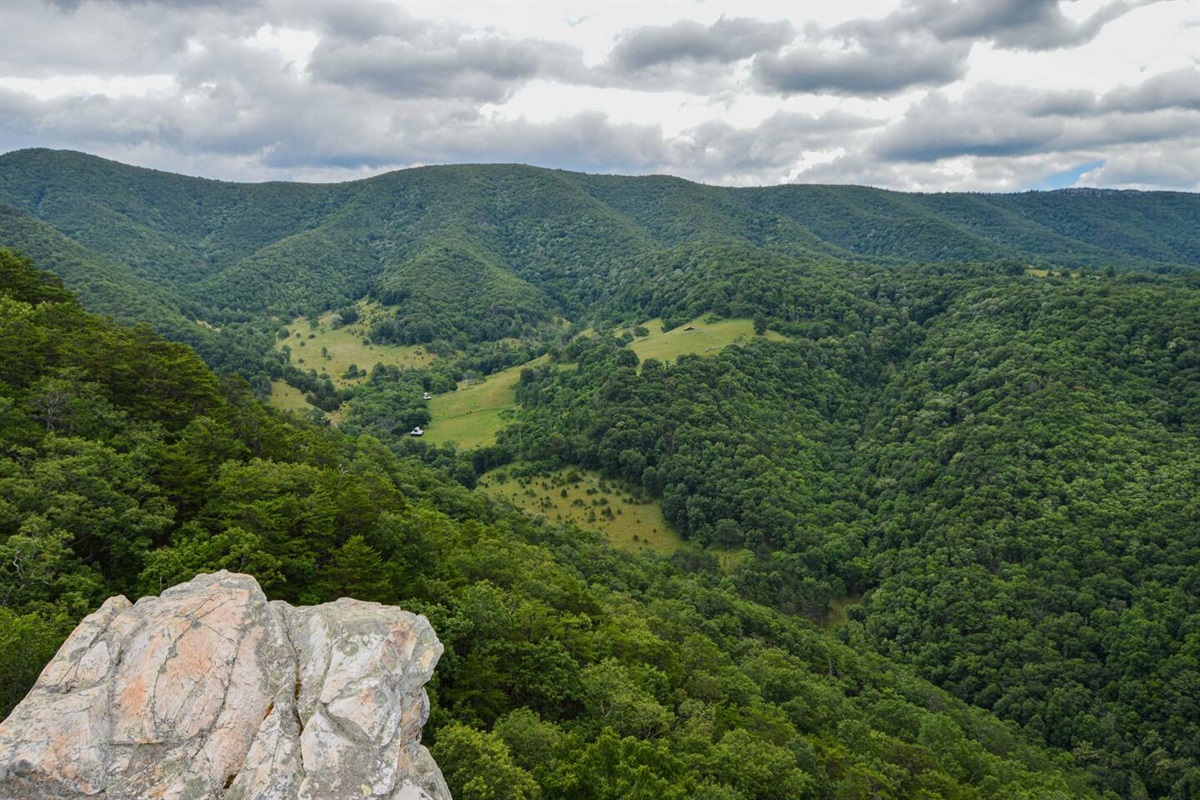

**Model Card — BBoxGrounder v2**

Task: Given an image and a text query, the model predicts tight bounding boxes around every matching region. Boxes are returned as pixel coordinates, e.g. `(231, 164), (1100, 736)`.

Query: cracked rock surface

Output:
(0, 571), (450, 800)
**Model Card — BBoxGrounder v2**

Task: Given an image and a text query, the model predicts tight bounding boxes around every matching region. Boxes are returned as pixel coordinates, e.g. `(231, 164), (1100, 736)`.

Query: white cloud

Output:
(0, 0), (1196, 191)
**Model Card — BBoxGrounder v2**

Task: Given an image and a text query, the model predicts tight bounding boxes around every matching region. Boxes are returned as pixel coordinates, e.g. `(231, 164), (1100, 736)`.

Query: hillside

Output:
(1, 151), (1195, 334)
(0, 249), (1111, 800)
(503, 269), (1200, 798)
(2, 151), (1199, 798)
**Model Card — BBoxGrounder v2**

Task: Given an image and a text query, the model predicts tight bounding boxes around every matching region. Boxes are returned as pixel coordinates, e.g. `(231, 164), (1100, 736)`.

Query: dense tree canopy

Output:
(502, 267), (1200, 798)
(2, 151), (1198, 799)
(0, 250), (1121, 799)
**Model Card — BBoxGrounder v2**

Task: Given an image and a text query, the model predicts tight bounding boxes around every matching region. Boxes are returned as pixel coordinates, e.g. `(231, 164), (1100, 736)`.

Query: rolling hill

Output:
(2, 149), (1199, 797)
(1, 149), (1195, 335)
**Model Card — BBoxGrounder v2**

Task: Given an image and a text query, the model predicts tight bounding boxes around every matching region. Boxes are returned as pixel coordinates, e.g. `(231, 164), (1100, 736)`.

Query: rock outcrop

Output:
(0, 571), (450, 800)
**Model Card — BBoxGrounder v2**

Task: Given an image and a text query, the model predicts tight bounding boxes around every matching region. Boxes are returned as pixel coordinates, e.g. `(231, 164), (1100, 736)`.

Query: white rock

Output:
(0, 571), (450, 800)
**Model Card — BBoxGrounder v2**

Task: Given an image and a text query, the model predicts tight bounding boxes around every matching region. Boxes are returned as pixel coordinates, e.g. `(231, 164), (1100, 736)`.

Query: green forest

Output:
(1, 150), (1199, 799)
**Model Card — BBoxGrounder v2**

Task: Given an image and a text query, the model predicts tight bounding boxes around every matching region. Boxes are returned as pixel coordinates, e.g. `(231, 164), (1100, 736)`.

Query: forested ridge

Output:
(1, 149), (1199, 798)
(1, 250), (1111, 799)
(1, 150), (1195, 337)
(503, 267), (1200, 798)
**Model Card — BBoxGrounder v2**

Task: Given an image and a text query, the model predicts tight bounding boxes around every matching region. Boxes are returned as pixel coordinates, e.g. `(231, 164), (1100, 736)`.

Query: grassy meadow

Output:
(269, 301), (434, 416)
(424, 355), (550, 449)
(276, 302), (433, 389)
(269, 312), (785, 429)
(628, 316), (788, 364)
(268, 380), (311, 413)
(479, 467), (681, 554)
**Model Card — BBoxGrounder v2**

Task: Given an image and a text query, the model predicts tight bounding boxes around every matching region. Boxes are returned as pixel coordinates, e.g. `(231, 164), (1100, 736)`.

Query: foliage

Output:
(0, 251), (1108, 800)
(2, 151), (1198, 797)
(502, 267), (1200, 797)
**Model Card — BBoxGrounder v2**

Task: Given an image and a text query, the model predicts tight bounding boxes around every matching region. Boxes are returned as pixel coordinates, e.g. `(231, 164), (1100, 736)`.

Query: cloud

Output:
(873, 89), (1066, 161)
(304, 5), (583, 102)
(0, 0), (1194, 191)
(845, 0), (1138, 52)
(1077, 142), (1200, 190)
(0, 1), (580, 105)
(1057, 109), (1200, 151)
(1025, 68), (1200, 116)
(932, 0), (1136, 51)
(754, 34), (970, 97)
(309, 36), (556, 102)
(1100, 67), (1200, 113)
(752, 1), (1141, 99)
(668, 110), (881, 183)
(415, 111), (669, 173)
(0, 75), (669, 179)
(873, 75), (1200, 163)
(0, 0), (264, 77)
(609, 16), (793, 72)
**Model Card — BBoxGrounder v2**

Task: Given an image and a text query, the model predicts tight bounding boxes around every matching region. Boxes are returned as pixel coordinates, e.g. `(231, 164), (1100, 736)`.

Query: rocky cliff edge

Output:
(0, 571), (450, 800)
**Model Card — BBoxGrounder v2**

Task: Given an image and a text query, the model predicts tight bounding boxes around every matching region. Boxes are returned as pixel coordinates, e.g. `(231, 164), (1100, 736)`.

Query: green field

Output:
(268, 380), (311, 413)
(423, 316), (781, 447)
(267, 380), (348, 425)
(479, 467), (681, 554)
(276, 302), (433, 390)
(424, 355), (549, 449)
(628, 316), (788, 364)
(269, 301), (435, 417)
(270, 312), (782, 425)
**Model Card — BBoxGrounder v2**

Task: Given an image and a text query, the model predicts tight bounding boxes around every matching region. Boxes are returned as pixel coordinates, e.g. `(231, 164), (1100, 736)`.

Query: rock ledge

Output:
(0, 571), (450, 800)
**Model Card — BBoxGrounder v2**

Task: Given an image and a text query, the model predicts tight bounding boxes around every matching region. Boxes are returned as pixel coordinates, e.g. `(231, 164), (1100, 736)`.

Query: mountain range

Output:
(1, 149), (1196, 334)
(1, 149), (1198, 799)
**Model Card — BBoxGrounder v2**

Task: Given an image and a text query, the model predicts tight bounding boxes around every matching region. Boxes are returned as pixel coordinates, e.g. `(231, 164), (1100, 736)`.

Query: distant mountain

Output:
(1, 149), (1195, 336)
(0, 203), (198, 331)
(3, 149), (1200, 798)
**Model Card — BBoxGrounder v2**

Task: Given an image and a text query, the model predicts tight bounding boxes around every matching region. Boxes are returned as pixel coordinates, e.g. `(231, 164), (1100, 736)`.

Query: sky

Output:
(1, 0), (1198, 192)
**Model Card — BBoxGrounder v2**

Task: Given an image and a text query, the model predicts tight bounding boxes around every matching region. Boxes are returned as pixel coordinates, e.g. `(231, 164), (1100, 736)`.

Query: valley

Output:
(1, 150), (1198, 799)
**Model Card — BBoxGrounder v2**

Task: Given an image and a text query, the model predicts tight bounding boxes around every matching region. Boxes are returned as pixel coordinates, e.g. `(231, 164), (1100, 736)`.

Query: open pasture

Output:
(480, 466), (681, 554)
(628, 316), (788, 364)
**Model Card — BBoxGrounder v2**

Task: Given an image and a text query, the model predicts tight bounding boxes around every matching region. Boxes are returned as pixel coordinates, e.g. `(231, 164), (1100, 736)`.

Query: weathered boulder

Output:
(0, 571), (450, 800)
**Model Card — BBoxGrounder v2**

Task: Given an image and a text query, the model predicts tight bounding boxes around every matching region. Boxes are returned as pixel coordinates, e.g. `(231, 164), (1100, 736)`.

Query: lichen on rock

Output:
(0, 571), (450, 800)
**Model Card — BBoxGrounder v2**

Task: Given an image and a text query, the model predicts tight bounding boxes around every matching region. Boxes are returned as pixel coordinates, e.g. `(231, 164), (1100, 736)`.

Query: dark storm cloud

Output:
(609, 17), (793, 72)
(753, 35), (970, 97)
